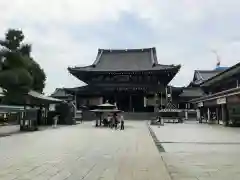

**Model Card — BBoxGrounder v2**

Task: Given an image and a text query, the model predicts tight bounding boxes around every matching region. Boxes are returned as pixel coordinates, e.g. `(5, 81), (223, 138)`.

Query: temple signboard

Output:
(197, 102), (203, 107)
(216, 97), (226, 105)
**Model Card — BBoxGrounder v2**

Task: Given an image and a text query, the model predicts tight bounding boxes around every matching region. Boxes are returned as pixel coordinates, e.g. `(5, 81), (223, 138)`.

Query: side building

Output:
(51, 88), (73, 101)
(66, 48), (181, 112)
(179, 69), (225, 109)
(190, 62), (240, 126)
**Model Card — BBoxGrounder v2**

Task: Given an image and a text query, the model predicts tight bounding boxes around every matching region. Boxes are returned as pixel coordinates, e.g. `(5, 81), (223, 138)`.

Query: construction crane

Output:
(211, 50), (221, 67)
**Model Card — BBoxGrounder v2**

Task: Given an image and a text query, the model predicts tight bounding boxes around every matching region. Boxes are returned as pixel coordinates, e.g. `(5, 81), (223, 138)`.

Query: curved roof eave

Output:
(200, 63), (239, 87)
(68, 64), (181, 73)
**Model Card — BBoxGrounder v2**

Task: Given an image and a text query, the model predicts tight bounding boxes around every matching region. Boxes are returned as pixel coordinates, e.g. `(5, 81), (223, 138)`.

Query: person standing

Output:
(107, 114), (111, 127)
(120, 114), (124, 130)
(113, 113), (118, 130)
(53, 114), (59, 128)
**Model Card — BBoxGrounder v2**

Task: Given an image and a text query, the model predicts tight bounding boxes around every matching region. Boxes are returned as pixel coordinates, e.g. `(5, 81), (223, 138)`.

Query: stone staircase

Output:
(123, 112), (157, 120)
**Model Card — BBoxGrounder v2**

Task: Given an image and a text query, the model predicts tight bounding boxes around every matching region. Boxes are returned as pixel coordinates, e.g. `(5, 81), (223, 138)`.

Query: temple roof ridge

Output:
(68, 47), (180, 72)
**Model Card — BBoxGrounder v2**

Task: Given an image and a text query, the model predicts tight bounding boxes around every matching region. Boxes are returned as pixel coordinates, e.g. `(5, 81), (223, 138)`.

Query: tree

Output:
(19, 43), (46, 92)
(0, 29), (46, 104)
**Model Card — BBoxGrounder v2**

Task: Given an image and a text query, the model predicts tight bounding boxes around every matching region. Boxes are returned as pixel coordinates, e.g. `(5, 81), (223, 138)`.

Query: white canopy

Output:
(97, 103), (116, 107)
(28, 90), (63, 103)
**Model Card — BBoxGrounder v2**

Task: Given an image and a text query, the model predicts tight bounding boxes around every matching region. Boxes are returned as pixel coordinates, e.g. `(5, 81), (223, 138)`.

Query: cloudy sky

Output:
(1, 0), (240, 94)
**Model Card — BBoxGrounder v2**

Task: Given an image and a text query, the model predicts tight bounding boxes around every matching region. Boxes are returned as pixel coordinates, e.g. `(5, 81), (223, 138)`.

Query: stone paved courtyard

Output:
(0, 121), (170, 180)
(151, 121), (240, 180)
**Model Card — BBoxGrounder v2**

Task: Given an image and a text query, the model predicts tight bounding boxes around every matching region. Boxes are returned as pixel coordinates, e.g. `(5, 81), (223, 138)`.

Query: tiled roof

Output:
(191, 69), (225, 86)
(201, 62), (240, 87)
(68, 48), (180, 72)
(197, 70), (222, 81)
(51, 88), (72, 98)
(29, 90), (63, 103)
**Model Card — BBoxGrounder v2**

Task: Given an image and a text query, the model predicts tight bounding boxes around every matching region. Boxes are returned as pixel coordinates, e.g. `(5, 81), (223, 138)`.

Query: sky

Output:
(0, 0), (240, 94)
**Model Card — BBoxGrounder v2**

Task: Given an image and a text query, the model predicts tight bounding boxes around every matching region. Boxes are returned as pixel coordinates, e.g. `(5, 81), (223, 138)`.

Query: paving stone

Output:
(151, 121), (240, 180)
(49, 170), (71, 180)
(0, 121), (171, 180)
(0, 174), (18, 180)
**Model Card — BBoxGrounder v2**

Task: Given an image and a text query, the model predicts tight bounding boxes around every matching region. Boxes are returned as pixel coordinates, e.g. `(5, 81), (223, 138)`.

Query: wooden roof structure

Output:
(68, 48), (181, 85)
(51, 88), (73, 99)
(69, 48), (180, 72)
(27, 90), (63, 104)
(190, 62), (240, 103)
(189, 69), (225, 87)
(201, 63), (240, 87)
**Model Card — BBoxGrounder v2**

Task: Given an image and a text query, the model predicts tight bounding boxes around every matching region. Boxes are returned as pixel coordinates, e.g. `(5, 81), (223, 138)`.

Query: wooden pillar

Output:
(185, 110), (188, 120)
(96, 113), (101, 127)
(154, 93), (159, 113)
(129, 95), (132, 112)
(207, 108), (210, 123)
(74, 92), (77, 118)
(160, 92), (163, 109)
(196, 108), (201, 121)
(170, 86), (172, 102)
(222, 104), (227, 126)
(165, 87), (168, 106)
(114, 95), (117, 107)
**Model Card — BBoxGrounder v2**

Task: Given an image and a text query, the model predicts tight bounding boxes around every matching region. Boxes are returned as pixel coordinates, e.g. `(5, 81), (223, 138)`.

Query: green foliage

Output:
(0, 29), (24, 51)
(0, 29), (46, 104)
(28, 59), (46, 92)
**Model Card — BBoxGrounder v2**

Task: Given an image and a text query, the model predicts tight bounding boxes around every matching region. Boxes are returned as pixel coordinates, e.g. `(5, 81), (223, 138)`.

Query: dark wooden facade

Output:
(67, 48), (181, 112)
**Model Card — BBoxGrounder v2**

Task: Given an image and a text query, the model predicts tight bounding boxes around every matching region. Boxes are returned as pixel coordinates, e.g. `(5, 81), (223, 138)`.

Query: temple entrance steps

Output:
(82, 111), (157, 121)
(123, 112), (157, 120)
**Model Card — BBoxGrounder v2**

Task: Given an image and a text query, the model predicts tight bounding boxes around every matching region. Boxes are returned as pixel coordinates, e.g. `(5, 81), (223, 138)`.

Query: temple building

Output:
(179, 68), (226, 109)
(190, 63), (240, 126)
(51, 88), (73, 101)
(66, 48), (181, 112)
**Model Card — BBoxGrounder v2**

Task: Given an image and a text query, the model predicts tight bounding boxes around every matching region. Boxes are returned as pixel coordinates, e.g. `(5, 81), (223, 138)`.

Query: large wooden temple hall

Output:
(65, 47), (181, 112)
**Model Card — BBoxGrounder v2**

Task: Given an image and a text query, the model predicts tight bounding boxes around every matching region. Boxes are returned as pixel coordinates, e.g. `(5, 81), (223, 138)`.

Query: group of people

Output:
(103, 113), (125, 130)
(52, 112), (125, 130)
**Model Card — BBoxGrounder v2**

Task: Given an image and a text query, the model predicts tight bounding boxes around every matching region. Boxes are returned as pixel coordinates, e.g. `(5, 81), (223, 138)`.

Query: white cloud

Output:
(0, 0), (240, 94)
